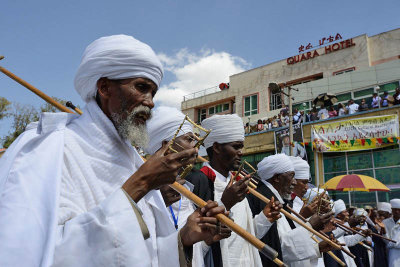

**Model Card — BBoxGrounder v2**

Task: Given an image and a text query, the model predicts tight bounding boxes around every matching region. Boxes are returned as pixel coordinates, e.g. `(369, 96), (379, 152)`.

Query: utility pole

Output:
(281, 85), (298, 156)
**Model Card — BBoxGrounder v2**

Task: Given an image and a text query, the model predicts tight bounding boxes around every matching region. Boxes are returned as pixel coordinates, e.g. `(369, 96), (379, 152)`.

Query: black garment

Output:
(323, 232), (346, 267)
(368, 223), (388, 267)
(246, 182), (295, 266)
(359, 103), (369, 112)
(186, 169), (223, 267)
(349, 242), (370, 267)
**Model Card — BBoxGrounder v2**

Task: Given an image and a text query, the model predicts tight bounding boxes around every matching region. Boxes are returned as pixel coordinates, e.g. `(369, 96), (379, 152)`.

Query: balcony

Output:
(183, 85), (221, 101)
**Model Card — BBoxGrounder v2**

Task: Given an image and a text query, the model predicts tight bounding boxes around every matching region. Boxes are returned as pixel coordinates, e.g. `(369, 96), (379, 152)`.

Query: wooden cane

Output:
(0, 59), (74, 114)
(310, 236), (346, 267)
(247, 187), (342, 250)
(358, 241), (373, 252)
(353, 226), (396, 243)
(66, 101), (83, 115)
(169, 182), (285, 266)
(333, 220), (367, 237)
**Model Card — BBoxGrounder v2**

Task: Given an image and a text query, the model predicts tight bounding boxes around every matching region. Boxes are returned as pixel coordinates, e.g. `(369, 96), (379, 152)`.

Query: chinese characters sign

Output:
(311, 115), (399, 152)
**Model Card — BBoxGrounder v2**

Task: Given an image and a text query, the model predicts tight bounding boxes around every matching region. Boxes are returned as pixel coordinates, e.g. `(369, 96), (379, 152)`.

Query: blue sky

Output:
(1, 0), (399, 140)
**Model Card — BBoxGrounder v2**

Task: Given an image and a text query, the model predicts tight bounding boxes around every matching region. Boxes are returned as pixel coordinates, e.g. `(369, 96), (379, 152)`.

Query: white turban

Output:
(74, 34), (163, 103)
(200, 114), (244, 149)
(145, 106), (192, 155)
(377, 202), (392, 213)
(390, 199), (400, 209)
(289, 156), (310, 180)
(257, 154), (294, 180)
(354, 208), (367, 217)
(334, 199), (346, 217)
(303, 188), (328, 205)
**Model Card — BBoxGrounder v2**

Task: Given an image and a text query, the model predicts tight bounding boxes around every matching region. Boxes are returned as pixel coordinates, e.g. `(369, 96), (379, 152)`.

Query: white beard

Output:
(111, 105), (151, 149)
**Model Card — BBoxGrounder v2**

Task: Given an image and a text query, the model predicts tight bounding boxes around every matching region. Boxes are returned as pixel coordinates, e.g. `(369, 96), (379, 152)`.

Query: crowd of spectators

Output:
(245, 88), (400, 134)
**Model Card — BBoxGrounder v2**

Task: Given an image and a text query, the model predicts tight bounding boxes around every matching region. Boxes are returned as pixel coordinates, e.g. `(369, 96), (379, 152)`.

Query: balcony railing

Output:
(183, 85), (221, 101)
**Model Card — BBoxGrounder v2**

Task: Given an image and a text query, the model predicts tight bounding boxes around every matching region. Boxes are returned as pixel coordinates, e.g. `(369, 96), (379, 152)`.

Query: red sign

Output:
(287, 38), (355, 65)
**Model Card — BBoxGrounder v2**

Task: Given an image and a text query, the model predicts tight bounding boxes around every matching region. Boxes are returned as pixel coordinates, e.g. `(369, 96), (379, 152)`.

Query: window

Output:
(333, 67), (355, 76)
(223, 103), (230, 111)
(380, 81), (399, 93)
(293, 102), (310, 111)
(244, 94), (258, 116)
(197, 108), (206, 123)
(336, 92), (351, 102)
(216, 104), (222, 113)
(270, 92), (282, 111)
(354, 88), (374, 98)
(208, 106), (215, 115)
(323, 147), (400, 206)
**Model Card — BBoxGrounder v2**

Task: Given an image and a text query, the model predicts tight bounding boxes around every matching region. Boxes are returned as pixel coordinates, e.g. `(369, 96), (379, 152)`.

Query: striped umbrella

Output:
(322, 174), (389, 205)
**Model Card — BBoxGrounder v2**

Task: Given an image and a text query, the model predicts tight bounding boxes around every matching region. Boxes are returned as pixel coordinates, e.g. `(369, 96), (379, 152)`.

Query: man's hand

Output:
(361, 228), (373, 237)
(123, 141), (198, 202)
(318, 235), (340, 253)
(221, 175), (249, 210)
(263, 196), (282, 223)
(160, 179), (185, 207)
(299, 201), (318, 218)
(179, 201), (231, 246)
(309, 212), (334, 231)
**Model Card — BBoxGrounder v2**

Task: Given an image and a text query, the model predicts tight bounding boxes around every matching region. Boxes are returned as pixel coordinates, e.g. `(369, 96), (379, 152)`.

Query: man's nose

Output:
(142, 92), (154, 109)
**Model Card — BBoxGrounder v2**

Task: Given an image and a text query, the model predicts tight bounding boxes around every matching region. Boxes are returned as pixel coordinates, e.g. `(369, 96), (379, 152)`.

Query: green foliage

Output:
(1, 97), (70, 148)
(0, 97), (11, 120)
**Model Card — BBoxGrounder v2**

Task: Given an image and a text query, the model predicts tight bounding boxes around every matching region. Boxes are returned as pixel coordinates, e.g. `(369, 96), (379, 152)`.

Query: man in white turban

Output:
(289, 156), (311, 215)
(185, 114), (280, 267)
(0, 35), (227, 267)
(383, 199), (400, 266)
(248, 154), (336, 266)
(145, 106), (232, 267)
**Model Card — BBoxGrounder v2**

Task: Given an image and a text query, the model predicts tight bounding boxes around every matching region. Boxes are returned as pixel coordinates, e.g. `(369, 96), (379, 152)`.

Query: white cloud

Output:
(154, 49), (250, 108)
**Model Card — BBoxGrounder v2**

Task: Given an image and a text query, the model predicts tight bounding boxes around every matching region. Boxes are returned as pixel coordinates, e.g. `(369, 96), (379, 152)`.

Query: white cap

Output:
(390, 199), (400, 209)
(334, 199), (347, 217)
(377, 202), (392, 213)
(289, 156), (310, 180)
(257, 154), (294, 180)
(200, 114), (244, 149)
(354, 208), (367, 217)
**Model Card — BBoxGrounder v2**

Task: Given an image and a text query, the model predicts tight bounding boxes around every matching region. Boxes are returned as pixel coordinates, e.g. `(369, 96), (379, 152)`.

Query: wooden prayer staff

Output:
(358, 241), (373, 252)
(353, 226), (396, 243)
(169, 181), (285, 266)
(310, 236), (346, 267)
(66, 101), (83, 115)
(333, 220), (367, 237)
(0, 57), (74, 114)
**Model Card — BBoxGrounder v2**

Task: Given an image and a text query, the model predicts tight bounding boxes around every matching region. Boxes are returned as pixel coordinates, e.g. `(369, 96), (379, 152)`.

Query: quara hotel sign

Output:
(287, 33), (355, 65)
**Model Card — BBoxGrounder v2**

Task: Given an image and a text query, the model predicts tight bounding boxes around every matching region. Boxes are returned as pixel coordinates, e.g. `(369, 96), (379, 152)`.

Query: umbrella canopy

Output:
(313, 93), (338, 107)
(323, 174), (390, 192)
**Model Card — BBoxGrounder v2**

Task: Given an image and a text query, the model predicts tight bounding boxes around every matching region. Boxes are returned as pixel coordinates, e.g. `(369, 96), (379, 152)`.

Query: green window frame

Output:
(244, 94), (258, 116)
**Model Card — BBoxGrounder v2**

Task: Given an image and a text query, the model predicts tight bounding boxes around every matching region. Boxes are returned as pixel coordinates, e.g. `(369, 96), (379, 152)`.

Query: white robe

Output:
(332, 224), (364, 267)
(262, 181), (320, 267)
(293, 195), (304, 214)
(383, 217), (400, 266)
(203, 163), (268, 267)
(0, 100), (180, 267)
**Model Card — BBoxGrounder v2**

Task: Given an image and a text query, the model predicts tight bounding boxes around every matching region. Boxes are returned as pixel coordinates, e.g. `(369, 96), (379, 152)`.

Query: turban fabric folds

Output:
(200, 114), (244, 149)
(145, 106), (192, 155)
(390, 199), (400, 209)
(257, 154), (294, 180)
(334, 199), (346, 217)
(74, 34), (163, 103)
(377, 202), (392, 213)
(289, 156), (310, 180)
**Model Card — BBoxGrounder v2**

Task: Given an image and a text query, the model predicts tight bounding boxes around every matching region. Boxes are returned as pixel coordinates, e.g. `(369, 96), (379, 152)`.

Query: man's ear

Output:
(212, 142), (221, 156)
(96, 78), (112, 100)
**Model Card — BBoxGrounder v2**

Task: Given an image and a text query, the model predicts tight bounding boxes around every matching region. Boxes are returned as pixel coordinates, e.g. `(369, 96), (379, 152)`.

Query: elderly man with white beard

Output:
(247, 154), (335, 266)
(0, 35), (228, 267)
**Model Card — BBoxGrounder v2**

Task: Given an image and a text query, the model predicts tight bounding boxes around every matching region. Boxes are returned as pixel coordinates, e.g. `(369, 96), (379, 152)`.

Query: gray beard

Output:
(111, 105), (151, 149)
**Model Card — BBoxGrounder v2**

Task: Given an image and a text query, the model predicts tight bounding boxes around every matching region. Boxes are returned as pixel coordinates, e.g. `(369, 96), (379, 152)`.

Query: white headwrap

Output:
(289, 156), (310, 180)
(257, 154), (294, 180)
(74, 34), (163, 102)
(303, 188), (328, 205)
(377, 202), (392, 213)
(200, 114), (244, 149)
(334, 199), (346, 217)
(390, 199), (400, 209)
(145, 106), (192, 155)
(354, 208), (367, 217)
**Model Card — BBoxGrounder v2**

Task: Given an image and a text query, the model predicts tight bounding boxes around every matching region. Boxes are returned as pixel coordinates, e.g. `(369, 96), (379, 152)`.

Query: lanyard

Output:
(169, 199), (182, 230)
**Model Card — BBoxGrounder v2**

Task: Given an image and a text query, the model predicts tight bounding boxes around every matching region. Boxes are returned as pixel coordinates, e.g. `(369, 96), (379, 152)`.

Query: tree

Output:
(2, 103), (39, 148)
(40, 97), (68, 113)
(0, 97), (11, 120)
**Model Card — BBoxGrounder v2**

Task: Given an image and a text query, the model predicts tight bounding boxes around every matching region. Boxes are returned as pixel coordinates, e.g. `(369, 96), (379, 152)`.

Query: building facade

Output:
(182, 28), (400, 207)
